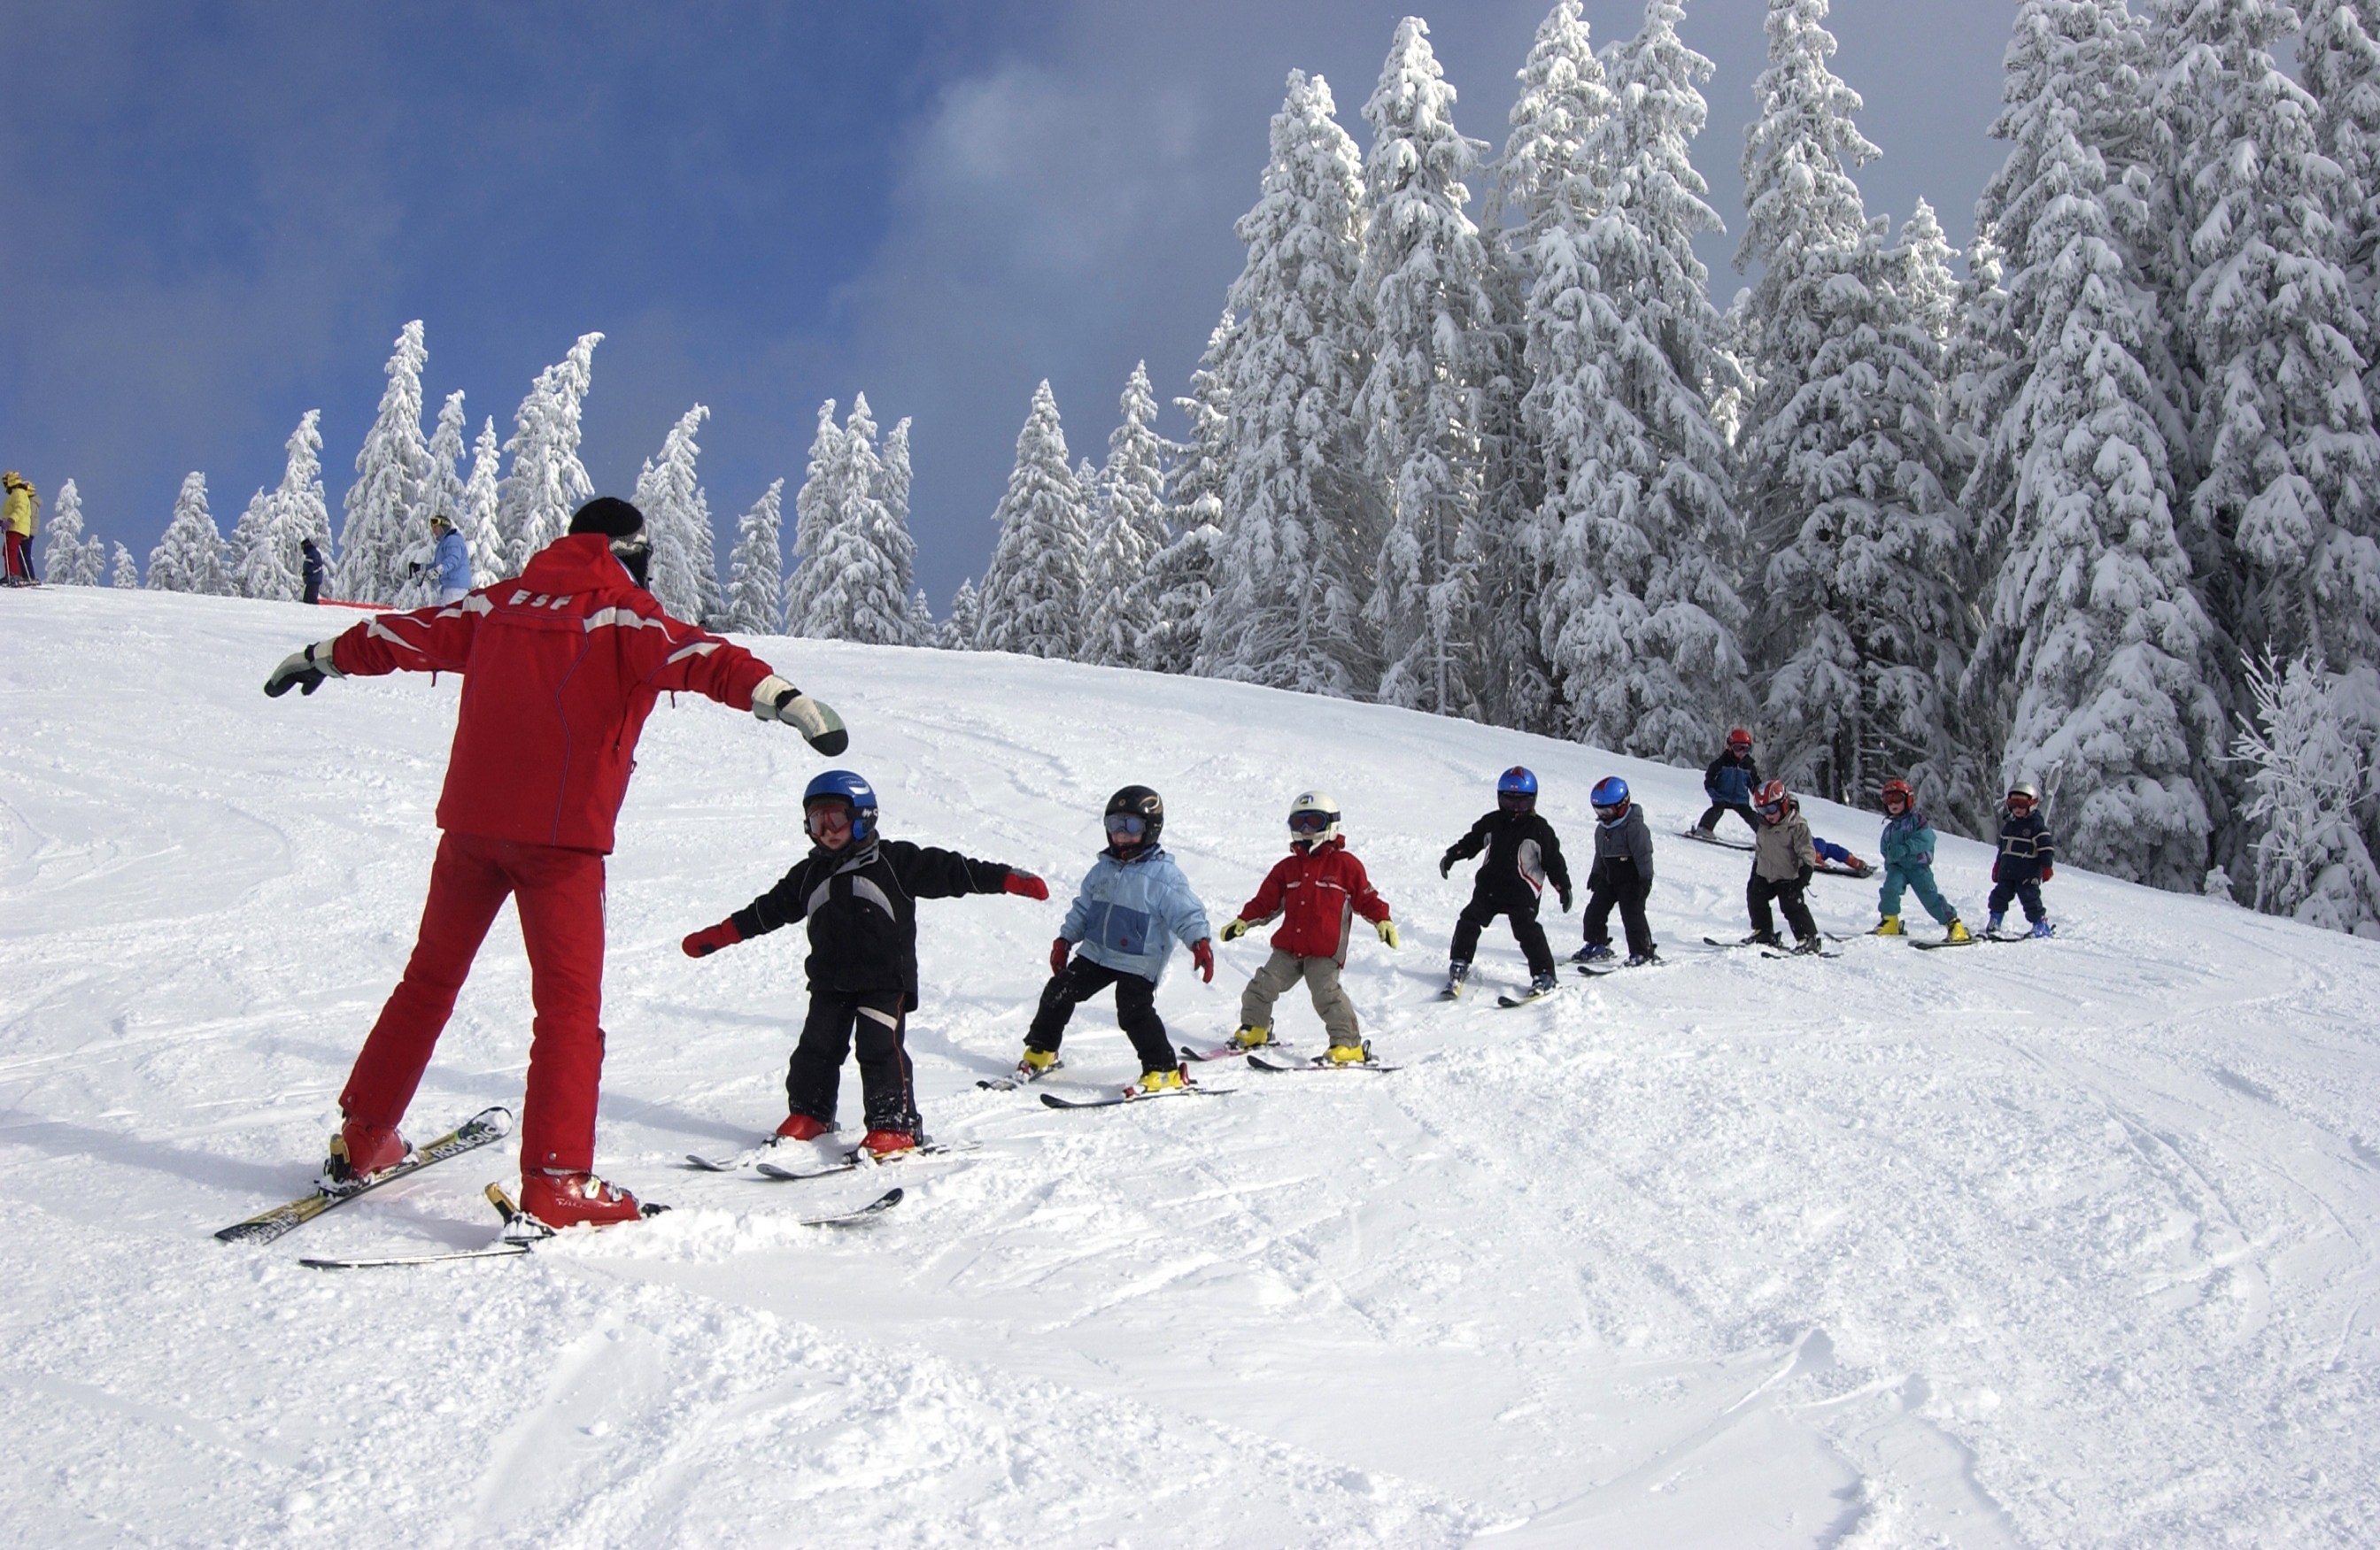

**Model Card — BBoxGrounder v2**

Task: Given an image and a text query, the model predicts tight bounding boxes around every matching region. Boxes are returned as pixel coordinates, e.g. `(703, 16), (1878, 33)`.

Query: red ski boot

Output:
(517, 1171), (645, 1230)
(326, 1117), (409, 1184)
(861, 1128), (917, 1161)
(775, 1113), (833, 1142)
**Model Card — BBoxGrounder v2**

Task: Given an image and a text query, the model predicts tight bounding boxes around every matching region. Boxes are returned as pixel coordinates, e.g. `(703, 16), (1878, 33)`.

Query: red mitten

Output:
(1991, 861), (2002, 883)
(1049, 937), (1072, 975)
(2040, 864), (2053, 883)
(1192, 938), (1215, 983)
(1004, 871), (1049, 900)
(683, 919), (742, 958)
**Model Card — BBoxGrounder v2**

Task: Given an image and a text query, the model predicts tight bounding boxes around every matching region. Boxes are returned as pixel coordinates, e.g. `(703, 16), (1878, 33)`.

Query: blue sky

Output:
(0, 1), (2014, 608)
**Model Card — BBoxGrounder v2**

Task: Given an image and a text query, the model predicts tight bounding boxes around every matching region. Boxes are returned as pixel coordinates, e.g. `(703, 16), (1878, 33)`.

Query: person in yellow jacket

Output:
(2, 472), (37, 586)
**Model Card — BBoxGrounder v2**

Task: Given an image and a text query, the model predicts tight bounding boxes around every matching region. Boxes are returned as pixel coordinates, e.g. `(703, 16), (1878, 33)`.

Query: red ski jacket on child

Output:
(1233, 837), (1391, 963)
(328, 533), (775, 853)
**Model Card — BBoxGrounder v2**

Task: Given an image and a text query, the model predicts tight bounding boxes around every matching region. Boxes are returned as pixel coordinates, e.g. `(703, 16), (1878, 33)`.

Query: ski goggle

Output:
(1288, 811), (1335, 834)
(1757, 798), (1787, 819)
(2005, 794), (2036, 814)
(806, 802), (854, 839)
(1497, 790), (1534, 812)
(1104, 814), (1148, 840)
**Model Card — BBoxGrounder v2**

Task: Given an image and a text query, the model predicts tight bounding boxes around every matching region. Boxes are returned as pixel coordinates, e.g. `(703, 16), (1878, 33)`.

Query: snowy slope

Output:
(3, 585), (2376, 1548)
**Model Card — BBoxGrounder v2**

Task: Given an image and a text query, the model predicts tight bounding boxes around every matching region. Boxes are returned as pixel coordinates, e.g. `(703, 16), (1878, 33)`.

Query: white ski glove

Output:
(264, 640), (346, 698)
(751, 675), (848, 755)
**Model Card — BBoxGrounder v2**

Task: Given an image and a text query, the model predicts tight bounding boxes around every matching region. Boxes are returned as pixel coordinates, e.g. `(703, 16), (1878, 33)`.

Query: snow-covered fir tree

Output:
(975, 381), (1089, 658)
(424, 391), (469, 528)
(111, 543), (139, 589)
(1497, 1), (1613, 251)
(460, 417), (506, 583)
(1198, 71), (1378, 694)
(41, 478), (105, 585)
(1970, 91), (2224, 890)
(336, 320), (430, 603)
(903, 588), (935, 647)
(149, 472), (231, 595)
(2304, 0), (2380, 397)
(877, 416), (920, 638)
(722, 479), (786, 635)
(1136, 312), (1236, 675)
(497, 332), (601, 571)
(941, 577), (981, 651)
(633, 405), (713, 621)
(1526, 0), (1750, 764)
(228, 488), (276, 599)
(241, 410), (329, 604)
(2230, 650), (2380, 935)
(1083, 362), (1173, 668)
(786, 396), (911, 644)
(1358, 18), (1495, 716)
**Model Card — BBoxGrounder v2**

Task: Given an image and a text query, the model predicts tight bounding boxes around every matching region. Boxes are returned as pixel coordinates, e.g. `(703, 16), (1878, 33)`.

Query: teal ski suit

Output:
(1879, 808), (1959, 926)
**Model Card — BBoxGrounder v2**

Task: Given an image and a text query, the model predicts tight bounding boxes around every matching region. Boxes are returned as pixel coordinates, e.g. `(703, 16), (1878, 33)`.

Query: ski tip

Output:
(483, 1182), (520, 1222)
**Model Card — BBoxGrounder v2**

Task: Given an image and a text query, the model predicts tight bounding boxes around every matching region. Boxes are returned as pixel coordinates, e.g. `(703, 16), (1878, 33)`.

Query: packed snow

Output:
(4, 585), (2377, 1546)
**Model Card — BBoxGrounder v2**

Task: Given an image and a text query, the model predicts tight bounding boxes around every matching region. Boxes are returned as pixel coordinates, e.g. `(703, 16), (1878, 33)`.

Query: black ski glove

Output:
(265, 640), (344, 698)
(750, 675), (848, 755)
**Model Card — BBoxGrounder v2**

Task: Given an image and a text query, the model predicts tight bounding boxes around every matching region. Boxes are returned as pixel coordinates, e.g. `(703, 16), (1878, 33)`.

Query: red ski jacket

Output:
(328, 534), (777, 853)
(1233, 838), (1391, 963)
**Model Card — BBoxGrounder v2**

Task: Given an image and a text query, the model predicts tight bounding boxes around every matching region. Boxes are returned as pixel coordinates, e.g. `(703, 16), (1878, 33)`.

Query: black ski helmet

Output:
(1104, 784), (1164, 849)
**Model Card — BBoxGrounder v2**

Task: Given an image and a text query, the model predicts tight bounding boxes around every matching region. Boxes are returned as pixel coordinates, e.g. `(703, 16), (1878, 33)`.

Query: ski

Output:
(1759, 947), (1842, 960)
(1680, 827), (1755, 852)
(299, 1184), (544, 1271)
(684, 1139), (792, 1172)
(753, 1141), (976, 1182)
(799, 1187), (903, 1228)
(1496, 988), (1560, 1008)
(216, 1106), (513, 1246)
(1812, 860), (1874, 879)
(977, 1058), (1064, 1091)
(1913, 930), (2041, 949)
(1246, 1052), (1401, 1074)
(1039, 1083), (1230, 1110)
(1177, 1042), (1266, 1062)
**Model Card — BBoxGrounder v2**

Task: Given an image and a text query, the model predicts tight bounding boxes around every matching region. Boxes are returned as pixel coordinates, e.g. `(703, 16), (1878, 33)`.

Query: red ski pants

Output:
(339, 831), (607, 1173)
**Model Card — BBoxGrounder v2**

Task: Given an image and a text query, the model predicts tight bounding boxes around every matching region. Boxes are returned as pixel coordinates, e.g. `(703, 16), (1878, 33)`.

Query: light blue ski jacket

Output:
(1060, 845), (1211, 986)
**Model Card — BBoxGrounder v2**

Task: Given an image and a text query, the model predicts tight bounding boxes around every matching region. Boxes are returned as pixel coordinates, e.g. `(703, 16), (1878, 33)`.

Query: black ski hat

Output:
(568, 497), (645, 538)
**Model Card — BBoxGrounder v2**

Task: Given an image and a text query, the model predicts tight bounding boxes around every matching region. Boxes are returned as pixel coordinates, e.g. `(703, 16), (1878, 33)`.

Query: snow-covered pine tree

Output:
(461, 417), (505, 583)
(1971, 92), (2225, 889)
(722, 479), (786, 635)
(785, 397), (909, 644)
(975, 381), (1089, 658)
(904, 588), (934, 647)
(497, 332), (601, 571)
(425, 391), (468, 525)
(784, 400), (845, 632)
(228, 488), (276, 599)
(2304, 0), (2380, 401)
(1136, 312), (1236, 675)
(1526, 0), (1750, 764)
(877, 415), (919, 635)
(941, 577), (981, 650)
(1497, 0), (1613, 250)
(1198, 72), (1377, 694)
(2230, 650), (2380, 934)
(42, 478), (105, 585)
(111, 543), (138, 589)
(633, 405), (712, 620)
(336, 320), (430, 603)
(149, 472), (231, 595)
(1357, 18), (1495, 717)
(1082, 363), (1173, 668)
(2167, 0), (2380, 675)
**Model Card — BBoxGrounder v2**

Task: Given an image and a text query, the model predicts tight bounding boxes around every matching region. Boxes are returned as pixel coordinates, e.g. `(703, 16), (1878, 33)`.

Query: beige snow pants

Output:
(1240, 948), (1359, 1045)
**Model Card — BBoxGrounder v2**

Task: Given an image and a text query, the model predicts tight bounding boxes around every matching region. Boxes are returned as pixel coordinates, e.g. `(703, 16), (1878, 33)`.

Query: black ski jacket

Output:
(1994, 809), (2055, 881)
(730, 837), (1016, 1000)
(1443, 810), (1572, 911)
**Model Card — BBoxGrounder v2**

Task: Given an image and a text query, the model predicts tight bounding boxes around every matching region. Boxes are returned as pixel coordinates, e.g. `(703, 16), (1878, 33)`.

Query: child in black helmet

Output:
(1440, 767), (1572, 998)
(1021, 785), (1216, 1093)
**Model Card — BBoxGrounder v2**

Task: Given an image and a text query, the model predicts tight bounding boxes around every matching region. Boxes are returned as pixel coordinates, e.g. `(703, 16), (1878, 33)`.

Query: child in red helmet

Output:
(1873, 777), (1969, 944)
(1747, 780), (1824, 952)
(1697, 729), (1762, 837)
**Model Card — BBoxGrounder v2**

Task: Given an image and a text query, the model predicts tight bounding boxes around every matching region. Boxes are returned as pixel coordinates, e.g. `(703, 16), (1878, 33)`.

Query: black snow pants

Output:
(1583, 861), (1654, 959)
(1698, 801), (1760, 837)
(786, 987), (920, 1137)
(1747, 868), (1818, 944)
(1451, 889), (1556, 978)
(1026, 957), (1174, 1075)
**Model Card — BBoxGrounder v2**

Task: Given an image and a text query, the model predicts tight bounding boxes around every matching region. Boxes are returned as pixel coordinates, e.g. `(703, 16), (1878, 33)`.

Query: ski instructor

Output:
(262, 497), (848, 1230)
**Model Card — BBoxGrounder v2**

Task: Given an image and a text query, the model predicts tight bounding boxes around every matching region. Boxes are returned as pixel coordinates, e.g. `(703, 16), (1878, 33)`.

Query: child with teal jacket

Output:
(1871, 777), (1970, 945)
(1016, 784), (1215, 1091)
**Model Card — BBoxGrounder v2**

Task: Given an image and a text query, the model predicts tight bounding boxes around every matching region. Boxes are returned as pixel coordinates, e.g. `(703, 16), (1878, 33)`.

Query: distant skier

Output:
(1018, 785), (1215, 1091)
(299, 537), (325, 605)
(1871, 777), (1969, 944)
(681, 768), (1047, 1158)
(1696, 729), (1761, 837)
(1746, 779), (1824, 953)
(261, 497), (849, 1230)
(3, 472), (38, 585)
(425, 513), (471, 605)
(1439, 767), (1572, 999)
(1217, 791), (1395, 1064)
(1572, 776), (1657, 967)
(1987, 780), (2057, 938)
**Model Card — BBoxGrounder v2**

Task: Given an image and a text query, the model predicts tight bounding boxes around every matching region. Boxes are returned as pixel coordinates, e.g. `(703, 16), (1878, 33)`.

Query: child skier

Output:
(681, 769), (1047, 1157)
(1871, 777), (1970, 943)
(1747, 779), (1824, 952)
(1020, 785), (1215, 1091)
(1987, 780), (2057, 937)
(1573, 776), (1657, 966)
(1217, 791), (1396, 1063)
(1696, 729), (1761, 837)
(1439, 767), (1572, 999)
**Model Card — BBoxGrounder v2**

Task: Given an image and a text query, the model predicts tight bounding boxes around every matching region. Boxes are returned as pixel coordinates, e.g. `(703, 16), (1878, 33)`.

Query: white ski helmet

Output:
(1288, 790), (1341, 851)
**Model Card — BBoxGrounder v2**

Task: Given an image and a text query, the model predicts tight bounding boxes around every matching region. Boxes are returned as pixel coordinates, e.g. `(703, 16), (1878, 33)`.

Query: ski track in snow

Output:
(2, 586), (2376, 1546)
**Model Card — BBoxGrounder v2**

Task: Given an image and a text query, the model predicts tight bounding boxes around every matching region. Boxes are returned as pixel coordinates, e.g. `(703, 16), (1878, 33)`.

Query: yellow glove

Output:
(1219, 917), (1249, 942)
(1375, 919), (1400, 949)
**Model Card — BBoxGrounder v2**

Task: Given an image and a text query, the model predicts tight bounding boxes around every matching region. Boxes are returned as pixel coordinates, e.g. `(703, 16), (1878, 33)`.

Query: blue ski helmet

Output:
(802, 768), (878, 842)
(1496, 766), (1538, 813)
(1591, 776), (1630, 817)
